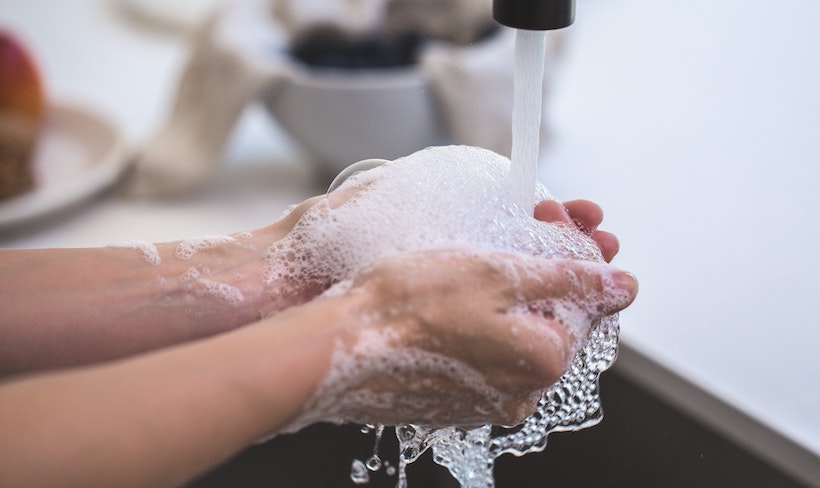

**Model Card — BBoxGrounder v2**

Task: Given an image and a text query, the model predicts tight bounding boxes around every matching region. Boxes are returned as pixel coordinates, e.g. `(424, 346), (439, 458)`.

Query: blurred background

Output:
(1, 0), (818, 486)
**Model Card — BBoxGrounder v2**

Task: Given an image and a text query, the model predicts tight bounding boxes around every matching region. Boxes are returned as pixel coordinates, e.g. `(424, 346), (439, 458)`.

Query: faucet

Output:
(492, 0), (575, 30)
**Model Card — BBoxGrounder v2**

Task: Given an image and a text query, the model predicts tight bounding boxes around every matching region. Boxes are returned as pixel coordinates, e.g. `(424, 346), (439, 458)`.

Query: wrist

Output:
(151, 226), (296, 330)
(237, 289), (370, 436)
(119, 196), (326, 348)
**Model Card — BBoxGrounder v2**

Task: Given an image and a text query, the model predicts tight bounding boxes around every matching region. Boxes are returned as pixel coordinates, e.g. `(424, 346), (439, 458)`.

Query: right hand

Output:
(300, 249), (638, 429)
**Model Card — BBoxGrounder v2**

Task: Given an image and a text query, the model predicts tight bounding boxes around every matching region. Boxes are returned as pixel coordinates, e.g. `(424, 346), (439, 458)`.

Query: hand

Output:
(535, 199), (620, 262)
(296, 249), (638, 429)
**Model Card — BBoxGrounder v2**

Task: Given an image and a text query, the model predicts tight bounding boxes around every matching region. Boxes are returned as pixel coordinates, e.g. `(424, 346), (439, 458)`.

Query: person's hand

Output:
(296, 249), (638, 429)
(535, 199), (620, 262)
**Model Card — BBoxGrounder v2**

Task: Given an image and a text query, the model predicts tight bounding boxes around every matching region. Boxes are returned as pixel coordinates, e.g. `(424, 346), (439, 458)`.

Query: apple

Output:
(0, 31), (45, 199)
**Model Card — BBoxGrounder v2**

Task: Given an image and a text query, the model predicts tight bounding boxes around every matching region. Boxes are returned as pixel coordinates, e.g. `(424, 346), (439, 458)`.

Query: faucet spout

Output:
(492, 0), (575, 30)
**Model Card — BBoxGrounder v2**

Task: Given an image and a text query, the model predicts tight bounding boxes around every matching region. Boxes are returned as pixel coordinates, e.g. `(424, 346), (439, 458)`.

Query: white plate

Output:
(118, 0), (226, 32)
(0, 103), (130, 230)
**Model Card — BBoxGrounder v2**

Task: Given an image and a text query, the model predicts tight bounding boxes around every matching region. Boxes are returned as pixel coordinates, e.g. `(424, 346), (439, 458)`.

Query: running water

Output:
(508, 30), (547, 214)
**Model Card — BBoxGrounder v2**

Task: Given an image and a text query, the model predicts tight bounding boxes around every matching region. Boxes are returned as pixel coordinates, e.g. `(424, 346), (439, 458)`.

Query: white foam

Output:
(290, 326), (511, 433)
(264, 146), (602, 298)
(108, 240), (161, 266)
(177, 265), (244, 305)
(201, 280), (245, 305)
(175, 235), (236, 261)
(179, 266), (202, 282)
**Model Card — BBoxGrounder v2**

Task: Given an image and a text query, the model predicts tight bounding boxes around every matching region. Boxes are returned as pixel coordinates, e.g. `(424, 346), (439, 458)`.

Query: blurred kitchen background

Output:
(1, 0), (818, 486)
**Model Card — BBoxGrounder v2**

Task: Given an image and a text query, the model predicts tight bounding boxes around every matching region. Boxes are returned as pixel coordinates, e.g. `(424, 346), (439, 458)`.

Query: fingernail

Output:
(612, 270), (638, 294)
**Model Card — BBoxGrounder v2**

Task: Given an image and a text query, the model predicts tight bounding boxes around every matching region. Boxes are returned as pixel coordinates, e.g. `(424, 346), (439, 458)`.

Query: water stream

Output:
(508, 30), (547, 215)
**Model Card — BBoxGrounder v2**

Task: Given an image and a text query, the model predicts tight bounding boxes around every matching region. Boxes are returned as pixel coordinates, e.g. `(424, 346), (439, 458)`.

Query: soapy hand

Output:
(294, 249), (637, 429)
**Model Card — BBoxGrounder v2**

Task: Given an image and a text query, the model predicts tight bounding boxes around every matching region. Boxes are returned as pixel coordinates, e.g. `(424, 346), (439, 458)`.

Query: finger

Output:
(561, 260), (637, 316)
(327, 179), (373, 209)
(563, 200), (604, 231)
(278, 195), (324, 226)
(502, 259), (637, 394)
(534, 199), (573, 225)
(506, 258), (637, 380)
(591, 230), (620, 263)
(512, 257), (638, 316)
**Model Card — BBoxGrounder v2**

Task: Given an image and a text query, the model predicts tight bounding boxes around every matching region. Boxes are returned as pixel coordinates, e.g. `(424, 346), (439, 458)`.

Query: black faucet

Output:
(492, 0), (575, 30)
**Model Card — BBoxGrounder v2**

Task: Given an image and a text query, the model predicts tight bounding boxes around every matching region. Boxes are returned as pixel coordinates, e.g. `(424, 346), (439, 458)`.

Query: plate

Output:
(0, 103), (130, 230)
(118, 0), (226, 32)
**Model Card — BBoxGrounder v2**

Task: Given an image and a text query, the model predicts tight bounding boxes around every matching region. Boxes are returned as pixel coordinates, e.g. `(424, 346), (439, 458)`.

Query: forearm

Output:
(0, 225), (302, 375)
(0, 293), (352, 488)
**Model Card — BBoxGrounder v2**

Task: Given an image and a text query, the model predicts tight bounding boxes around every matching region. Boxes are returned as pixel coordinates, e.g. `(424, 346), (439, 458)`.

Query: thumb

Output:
(556, 260), (638, 318)
(520, 259), (637, 318)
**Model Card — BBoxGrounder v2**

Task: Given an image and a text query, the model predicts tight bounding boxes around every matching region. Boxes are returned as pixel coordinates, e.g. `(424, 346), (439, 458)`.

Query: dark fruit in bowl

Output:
(289, 27), (424, 69)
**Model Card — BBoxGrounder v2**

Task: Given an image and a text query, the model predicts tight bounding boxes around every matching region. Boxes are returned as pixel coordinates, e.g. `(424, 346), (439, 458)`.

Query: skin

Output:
(0, 196), (636, 488)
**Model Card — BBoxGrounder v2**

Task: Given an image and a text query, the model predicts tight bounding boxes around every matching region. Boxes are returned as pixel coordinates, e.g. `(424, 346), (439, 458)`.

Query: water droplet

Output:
(401, 446), (418, 461)
(397, 425), (416, 442)
(350, 459), (370, 485)
(365, 455), (382, 472)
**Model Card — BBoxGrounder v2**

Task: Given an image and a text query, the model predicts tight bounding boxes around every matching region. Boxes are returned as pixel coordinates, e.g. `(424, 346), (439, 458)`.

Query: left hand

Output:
(535, 199), (620, 262)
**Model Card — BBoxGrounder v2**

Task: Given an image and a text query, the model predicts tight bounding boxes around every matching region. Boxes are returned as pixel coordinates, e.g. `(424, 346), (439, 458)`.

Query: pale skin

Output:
(0, 196), (636, 488)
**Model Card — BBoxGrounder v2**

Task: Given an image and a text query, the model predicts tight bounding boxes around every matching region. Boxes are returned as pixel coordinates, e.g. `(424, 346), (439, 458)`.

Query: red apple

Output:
(0, 31), (45, 199)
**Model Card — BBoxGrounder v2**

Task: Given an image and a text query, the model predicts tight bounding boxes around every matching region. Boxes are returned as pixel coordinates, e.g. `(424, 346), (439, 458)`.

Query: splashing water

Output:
(391, 314), (619, 487)
(351, 459), (370, 485)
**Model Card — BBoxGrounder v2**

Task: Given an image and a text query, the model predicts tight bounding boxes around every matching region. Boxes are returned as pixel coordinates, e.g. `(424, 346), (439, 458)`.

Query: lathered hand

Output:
(293, 249), (638, 429)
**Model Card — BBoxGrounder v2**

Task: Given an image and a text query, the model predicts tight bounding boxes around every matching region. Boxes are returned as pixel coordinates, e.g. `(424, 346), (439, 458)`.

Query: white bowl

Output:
(262, 64), (447, 177)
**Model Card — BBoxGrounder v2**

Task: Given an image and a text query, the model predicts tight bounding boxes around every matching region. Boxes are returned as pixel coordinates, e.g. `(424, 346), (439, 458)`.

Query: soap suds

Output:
(177, 265), (244, 305)
(180, 266), (202, 282)
(263, 146), (602, 297)
(108, 240), (162, 266)
(175, 235), (236, 260)
(289, 326), (511, 433)
(200, 280), (245, 305)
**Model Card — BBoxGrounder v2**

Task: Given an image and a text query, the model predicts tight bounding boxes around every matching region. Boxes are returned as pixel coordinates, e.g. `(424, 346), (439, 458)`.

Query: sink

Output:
(187, 361), (814, 488)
